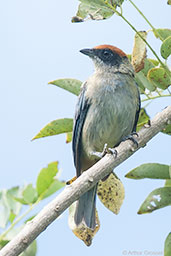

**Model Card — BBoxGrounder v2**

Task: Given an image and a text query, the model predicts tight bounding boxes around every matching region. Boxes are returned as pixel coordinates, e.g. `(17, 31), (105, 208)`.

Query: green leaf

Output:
(168, 0), (171, 5)
(14, 197), (28, 205)
(136, 71), (156, 91)
(0, 240), (9, 249)
(22, 184), (38, 204)
(155, 28), (171, 41)
(134, 74), (145, 93)
(147, 67), (171, 90)
(14, 185), (38, 205)
(136, 108), (150, 132)
(138, 187), (171, 214)
(162, 123), (171, 135)
(76, 0), (114, 21)
(125, 163), (170, 180)
(0, 187), (22, 228)
(66, 132), (72, 143)
(6, 187), (22, 217)
(36, 162), (64, 198)
(48, 78), (81, 96)
(164, 233), (171, 256)
(42, 179), (65, 199)
(20, 240), (37, 256)
(161, 36), (171, 59)
(165, 180), (171, 187)
(141, 58), (158, 76)
(32, 118), (73, 140)
(9, 212), (16, 223)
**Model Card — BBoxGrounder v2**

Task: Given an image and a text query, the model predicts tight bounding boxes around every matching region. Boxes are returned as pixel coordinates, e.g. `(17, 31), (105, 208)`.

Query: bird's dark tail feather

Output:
(74, 186), (97, 230)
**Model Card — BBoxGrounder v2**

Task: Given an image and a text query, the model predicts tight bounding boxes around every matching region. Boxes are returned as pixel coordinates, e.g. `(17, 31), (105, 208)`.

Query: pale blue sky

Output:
(0, 0), (171, 255)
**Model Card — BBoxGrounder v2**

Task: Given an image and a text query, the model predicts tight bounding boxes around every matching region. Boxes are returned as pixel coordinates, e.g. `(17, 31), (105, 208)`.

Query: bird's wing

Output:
(132, 83), (141, 132)
(72, 82), (90, 177)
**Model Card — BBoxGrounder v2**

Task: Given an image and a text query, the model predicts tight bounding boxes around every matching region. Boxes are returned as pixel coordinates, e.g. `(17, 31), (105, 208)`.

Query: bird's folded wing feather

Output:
(72, 82), (90, 177)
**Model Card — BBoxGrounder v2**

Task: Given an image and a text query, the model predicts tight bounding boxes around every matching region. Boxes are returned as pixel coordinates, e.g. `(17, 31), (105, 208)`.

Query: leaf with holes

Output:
(138, 187), (171, 214)
(75, 0), (114, 22)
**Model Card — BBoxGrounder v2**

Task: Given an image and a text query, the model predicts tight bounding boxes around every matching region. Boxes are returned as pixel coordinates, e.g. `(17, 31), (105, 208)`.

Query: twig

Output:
(104, 1), (171, 78)
(0, 106), (171, 256)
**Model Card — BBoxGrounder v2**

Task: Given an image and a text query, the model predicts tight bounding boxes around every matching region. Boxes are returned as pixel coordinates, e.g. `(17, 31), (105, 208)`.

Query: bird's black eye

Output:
(101, 49), (113, 60)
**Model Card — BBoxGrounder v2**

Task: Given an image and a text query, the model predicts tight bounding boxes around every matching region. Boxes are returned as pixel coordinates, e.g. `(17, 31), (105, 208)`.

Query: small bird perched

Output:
(72, 44), (140, 232)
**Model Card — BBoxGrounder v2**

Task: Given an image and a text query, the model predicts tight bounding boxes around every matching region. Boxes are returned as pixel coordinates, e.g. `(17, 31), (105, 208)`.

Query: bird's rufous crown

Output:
(93, 44), (127, 57)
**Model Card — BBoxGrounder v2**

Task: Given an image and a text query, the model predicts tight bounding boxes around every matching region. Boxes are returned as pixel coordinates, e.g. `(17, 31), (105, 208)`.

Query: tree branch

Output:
(0, 106), (171, 256)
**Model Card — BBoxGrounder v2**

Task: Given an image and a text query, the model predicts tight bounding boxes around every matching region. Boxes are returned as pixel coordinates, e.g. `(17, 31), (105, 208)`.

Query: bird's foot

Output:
(91, 143), (117, 159)
(122, 132), (139, 148)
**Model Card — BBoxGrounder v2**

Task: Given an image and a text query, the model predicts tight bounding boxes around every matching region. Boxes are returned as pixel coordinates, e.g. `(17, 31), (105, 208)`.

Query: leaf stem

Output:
(127, 0), (163, 41)
(143, 91), (151, 99)
(141, 94), (171, 102)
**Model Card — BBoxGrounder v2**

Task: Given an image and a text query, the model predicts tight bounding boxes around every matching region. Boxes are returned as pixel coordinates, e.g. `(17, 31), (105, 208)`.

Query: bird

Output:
(72, 44), (140, 233)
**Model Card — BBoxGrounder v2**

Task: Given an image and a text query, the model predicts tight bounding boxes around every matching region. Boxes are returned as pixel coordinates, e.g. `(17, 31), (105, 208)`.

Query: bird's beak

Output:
(80, 48), (95, 57)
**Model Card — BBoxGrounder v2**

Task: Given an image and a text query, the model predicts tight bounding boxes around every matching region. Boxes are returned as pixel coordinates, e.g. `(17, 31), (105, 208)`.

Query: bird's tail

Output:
(74, 186), (97, 230)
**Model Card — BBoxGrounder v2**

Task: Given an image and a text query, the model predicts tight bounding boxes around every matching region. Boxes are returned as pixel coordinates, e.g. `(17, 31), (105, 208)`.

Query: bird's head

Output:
(80, 44), (134, 75)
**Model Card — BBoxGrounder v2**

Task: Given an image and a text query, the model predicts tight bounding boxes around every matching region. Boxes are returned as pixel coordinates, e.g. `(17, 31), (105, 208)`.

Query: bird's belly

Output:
(82, 91), (136, 157)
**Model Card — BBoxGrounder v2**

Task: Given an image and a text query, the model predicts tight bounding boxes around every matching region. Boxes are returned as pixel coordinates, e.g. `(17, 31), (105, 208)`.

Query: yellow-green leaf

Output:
(125, 163), (170, 180)
(97, 172), (125, 214)
(36, 162), (64, 198)
(164, 233), (171, 256)
(66, 132), (72, 143)
(14, 184), (38, 205)
(48, 78), (82, 96)
(22, 184), (38, 204)
(138, 187), (171, 214)
(32, 118), (73, 140)
(0, 240), (9, 249)
(161, 36), (171, 59)
(147, 67), (171, 90)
